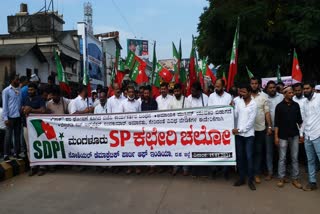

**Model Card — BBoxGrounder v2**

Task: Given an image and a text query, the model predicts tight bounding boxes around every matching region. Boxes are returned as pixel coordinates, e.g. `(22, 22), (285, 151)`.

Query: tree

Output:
(197, 0), (320, 84)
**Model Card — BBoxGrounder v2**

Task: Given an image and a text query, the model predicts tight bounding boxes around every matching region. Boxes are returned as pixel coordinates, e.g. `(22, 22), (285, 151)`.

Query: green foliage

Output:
(197, 0), (320, 83)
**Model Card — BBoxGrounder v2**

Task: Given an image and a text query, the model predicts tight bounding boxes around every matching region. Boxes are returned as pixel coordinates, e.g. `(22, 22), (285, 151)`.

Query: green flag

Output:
(125, 51), (136, 70)
(246, 66), (254, 78)
(276, 65), (282, 83)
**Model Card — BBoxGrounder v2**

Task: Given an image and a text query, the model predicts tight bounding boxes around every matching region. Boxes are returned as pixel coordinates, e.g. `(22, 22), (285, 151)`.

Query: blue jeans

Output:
(278, 136), (299, 179)
(254, 130), (266, 175)
(236, 135), (254, 182)
(265, 133), (274, 175)
(304, 137), (320, 183)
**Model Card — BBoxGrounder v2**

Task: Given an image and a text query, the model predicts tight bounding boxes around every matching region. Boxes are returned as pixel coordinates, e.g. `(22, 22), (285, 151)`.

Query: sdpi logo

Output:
(30, 119), (66, 159)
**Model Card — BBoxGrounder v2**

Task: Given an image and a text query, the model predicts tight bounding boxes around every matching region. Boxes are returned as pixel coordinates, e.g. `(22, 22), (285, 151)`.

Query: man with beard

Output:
(186, 81), (208, 108)
(208, 79), (232, 179)
(301, 82), (320, 191)
(21, 82), (46, 176)
(208, 79), (232, 106)
(250, 78), (272, 184)
(233, 83), (257, 190)
(156, 82), (173, 110)
(274, 86), (303, 189)
(186, 81), (209, 177)
(107, 83), (125, 113)
(169, 83), (190, 176)
(141, 85), (158, 174)
(265, 81), (284, 180)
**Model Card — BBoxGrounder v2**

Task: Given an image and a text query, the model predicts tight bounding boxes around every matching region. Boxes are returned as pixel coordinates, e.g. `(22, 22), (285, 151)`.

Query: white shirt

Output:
(233, 96), (241, 106)
(107, 95), (126, 113)
(267, 92), (284, 128)
(302, 93), (320, 140)
(156, 94), (173, 110)
(293, 95), (306, 117)
(94, 103), (108, 114)
(235, 98), (257, 137)
(186, 93), (208, 108)
(120, 98), (141, 113)
(168, 96), (189, 109)
(208, 92), (232, 106)
(69, 95), (92, 114)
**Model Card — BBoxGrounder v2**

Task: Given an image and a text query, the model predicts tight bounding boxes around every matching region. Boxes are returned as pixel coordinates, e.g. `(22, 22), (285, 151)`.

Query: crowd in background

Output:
(2, 72), (320, 191)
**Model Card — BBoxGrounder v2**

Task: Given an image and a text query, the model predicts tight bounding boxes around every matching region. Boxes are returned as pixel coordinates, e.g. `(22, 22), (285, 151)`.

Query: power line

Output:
(111, 0), (137, 38)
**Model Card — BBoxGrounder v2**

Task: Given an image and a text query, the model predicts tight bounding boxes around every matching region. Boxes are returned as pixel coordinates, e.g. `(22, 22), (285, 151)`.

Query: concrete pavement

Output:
(0, 169), (319, 214)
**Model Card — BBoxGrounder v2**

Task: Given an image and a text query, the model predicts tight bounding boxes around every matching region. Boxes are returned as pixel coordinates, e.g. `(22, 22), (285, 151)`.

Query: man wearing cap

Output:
(315, 85), (320, 93)
(274, 86), (303, 189)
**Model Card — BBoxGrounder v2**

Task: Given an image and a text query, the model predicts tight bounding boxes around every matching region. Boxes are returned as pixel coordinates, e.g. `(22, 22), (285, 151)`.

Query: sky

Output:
(0, 0), (208, 59)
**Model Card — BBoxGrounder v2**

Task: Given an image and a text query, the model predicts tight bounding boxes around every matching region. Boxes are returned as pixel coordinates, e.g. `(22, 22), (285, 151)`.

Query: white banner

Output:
(27, 106), (236, 166)
(261, 76), (299, 88)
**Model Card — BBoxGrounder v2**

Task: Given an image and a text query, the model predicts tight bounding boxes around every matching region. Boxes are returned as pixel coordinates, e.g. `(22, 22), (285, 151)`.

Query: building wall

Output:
(15, 50), (48, 83)
(0, 58), (15, 90)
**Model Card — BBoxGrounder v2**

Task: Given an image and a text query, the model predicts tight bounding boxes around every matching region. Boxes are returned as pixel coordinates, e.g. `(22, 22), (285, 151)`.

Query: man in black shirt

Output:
(274, 86), (303, 189)
(141, 85), (158, 111)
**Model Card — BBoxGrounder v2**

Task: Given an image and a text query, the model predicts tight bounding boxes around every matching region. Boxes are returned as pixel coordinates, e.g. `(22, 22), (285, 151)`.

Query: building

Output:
(0, 3), (81, 90)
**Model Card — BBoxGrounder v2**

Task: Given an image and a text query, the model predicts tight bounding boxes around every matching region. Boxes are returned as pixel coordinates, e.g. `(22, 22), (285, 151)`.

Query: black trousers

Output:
(4, 117), (21, 157)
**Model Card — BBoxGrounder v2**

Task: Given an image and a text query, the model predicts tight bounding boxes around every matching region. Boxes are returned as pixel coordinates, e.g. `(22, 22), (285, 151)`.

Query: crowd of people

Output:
(2, 72), (320, 191)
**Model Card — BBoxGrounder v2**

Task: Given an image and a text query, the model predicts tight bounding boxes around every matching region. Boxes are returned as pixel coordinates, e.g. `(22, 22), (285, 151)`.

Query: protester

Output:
(2, 73), (21, 160)
(46, 86), (70, 114)
(265, 80), (284, 179)
(315, 85), (320, 93)
(208, 78), (232, 180)
(301, 82), (320, 191)
(107, 83), (125, 113)
(69, 85), (94, 114)
(21, 82), (46, 176)
(186, 81), (209, 177)
(250, 77), (272, 184)
(137, 85), (145, 104)
(208, 79), (232, 106)
(274, 86), (303, 189)
(169, 83), (190, 176)
(276, 82), (285, 94)
(141, 85), (158, 174)
(94, 91), (107, 114)
(156, 82), (173, 110)
(120, 85), (141, 175)
(232, 83), (257, 190)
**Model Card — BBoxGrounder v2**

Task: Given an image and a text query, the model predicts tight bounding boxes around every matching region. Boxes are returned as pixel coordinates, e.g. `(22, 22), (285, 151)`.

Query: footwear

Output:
(172, 169), (178, 176)
(277, 179), (285, 188)
(303, 183), (318, 191)
(158, 168), (166, 174)
(248, 181), (256, 191)
(292, 179), (302, 189)
(183, 171), (190, 176)
(3, 156), (10, 161)
(265, 174), (273, 181)
(233, 179), (245, 186)
(38, 170), (46, 176)
(254, 176), (261, 184)
(28, 168), (37, 176)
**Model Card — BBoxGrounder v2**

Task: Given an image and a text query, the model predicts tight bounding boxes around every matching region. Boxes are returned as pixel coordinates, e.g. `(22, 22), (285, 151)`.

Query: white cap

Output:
(315, 85), (320, 90)
(30, 74), (40, 82)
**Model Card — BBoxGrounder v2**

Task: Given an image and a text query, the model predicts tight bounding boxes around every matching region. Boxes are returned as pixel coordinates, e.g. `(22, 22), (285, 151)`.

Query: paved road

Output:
(0, 169), (319, 214)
